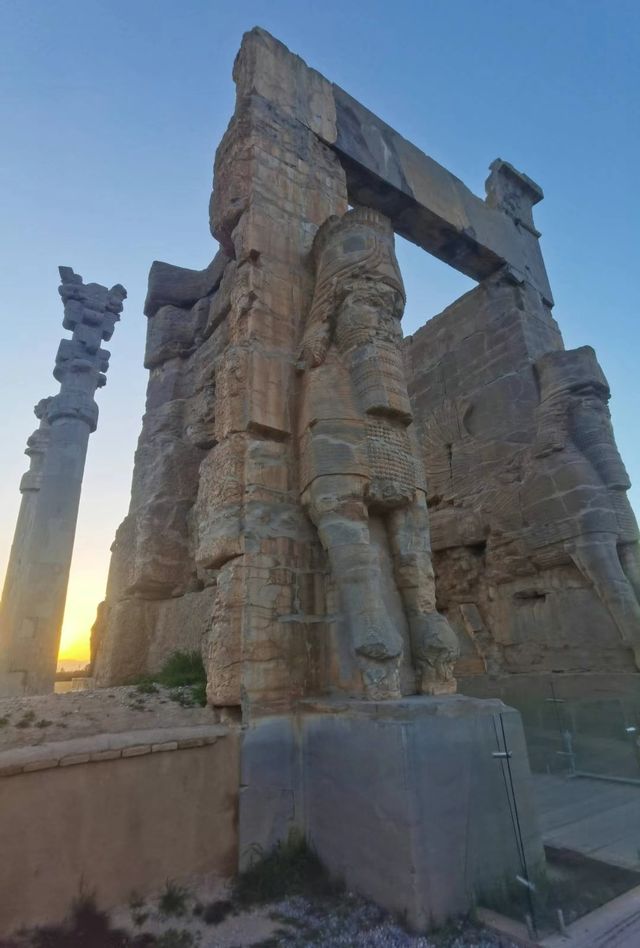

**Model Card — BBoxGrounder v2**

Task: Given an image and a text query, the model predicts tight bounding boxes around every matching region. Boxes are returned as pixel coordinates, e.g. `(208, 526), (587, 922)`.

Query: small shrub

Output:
(133, 651), (207, 708)
(128, 890), (145, 912)
(201, 899), (234, 924)
(156, 651), (206, 690)
(36, 719), (53, 729)
(128, 891), (148, 927)
(67, 892), (112, 940)
(158, 880), (189, 918)
(233, 830), (342, 908)
(168, 688), (194, 709)
(191, 680), (207, 708)
(136, 681), (159, 696)
(16, 710), (36, 729)
(0, 716), (9, 728)
(25, 890), (130, 947)
(131, 910), (148, 928)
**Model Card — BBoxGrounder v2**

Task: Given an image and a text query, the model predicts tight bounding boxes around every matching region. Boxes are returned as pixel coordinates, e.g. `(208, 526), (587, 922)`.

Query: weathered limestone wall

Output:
(0, 725), (238, 937)
(406, 273), (640, 677)
(95, 31), (349, 713)
(197, 30), (349, 714)
(94, 26), (638, 705)
(93, 255), (230, 683)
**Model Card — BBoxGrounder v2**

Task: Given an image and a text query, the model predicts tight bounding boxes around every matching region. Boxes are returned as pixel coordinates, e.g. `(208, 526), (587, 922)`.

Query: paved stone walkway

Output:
(533, 773), (640, 871)
(541, 884), (640, 947)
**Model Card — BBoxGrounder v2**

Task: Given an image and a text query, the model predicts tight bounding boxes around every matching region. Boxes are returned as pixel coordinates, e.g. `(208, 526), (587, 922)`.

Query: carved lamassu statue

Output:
(524, 346), (640, 666)
(298, 207), (459, 698)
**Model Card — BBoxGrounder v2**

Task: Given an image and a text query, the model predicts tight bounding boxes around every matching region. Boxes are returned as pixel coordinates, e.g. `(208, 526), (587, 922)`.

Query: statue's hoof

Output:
(354, 621), (402, 661)
(410, 612), (459, 659)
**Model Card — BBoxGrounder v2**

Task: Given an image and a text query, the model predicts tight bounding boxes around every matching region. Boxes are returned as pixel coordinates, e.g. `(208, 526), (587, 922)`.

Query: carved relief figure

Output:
(524, 347), (640, 666)
(298, 207), (459, 698)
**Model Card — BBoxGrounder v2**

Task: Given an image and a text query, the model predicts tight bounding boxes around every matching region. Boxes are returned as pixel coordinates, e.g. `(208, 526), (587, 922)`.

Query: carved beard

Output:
(571, 396), (631, 490)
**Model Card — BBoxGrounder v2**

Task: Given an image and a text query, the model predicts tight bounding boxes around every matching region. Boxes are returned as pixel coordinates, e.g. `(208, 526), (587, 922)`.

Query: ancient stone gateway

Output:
(0, 268), (126, 697)
(89, 27), (637, 926)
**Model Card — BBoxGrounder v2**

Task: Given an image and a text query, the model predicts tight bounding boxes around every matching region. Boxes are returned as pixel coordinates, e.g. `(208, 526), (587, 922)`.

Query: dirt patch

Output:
(0, 685), (216, 752)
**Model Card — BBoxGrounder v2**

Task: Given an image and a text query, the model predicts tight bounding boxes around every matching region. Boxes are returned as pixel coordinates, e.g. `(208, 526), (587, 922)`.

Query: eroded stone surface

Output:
(93, 26), (637, 713)
(407, 276), (640, 677)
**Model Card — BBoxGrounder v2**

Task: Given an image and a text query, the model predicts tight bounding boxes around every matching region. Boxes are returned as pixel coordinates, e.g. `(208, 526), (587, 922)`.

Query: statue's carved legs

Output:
(570, 532), (640, 669)
(386, 495), (459, 694)
(303, 474), (402, 699)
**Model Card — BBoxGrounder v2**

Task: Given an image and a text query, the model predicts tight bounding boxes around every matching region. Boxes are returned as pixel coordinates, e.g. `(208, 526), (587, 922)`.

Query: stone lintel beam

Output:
(326, 88), (552, 305)
(234, 28), (553, 306)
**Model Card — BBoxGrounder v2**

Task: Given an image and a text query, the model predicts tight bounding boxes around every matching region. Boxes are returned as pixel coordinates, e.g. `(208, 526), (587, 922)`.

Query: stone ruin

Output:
(90, 28), (639, 714)
(2, 25), (638, 929)
(409, 290), (640, 683)
(0, 269), (126, 696)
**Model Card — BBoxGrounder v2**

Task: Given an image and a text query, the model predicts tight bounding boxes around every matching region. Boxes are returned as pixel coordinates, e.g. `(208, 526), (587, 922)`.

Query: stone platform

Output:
(240, 694), (544, 930)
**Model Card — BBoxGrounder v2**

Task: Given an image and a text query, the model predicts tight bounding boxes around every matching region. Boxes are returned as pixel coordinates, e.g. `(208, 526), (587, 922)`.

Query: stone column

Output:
(0, 268), (126, 696)
(0, 399), (52, 694)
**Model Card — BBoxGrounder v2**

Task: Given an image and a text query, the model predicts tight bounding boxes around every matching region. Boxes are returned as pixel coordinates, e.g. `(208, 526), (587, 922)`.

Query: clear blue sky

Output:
(0, 0), (638, 657)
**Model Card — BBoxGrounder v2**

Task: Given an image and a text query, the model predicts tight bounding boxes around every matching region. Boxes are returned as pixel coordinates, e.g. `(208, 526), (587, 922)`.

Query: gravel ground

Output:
(0, 685), (216, 751)
(256, 894), (516, 947)
(107, 881), (518, 948)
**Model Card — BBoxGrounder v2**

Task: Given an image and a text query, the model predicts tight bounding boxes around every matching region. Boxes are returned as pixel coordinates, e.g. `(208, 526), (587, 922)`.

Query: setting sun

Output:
(57, 561), (108, 665)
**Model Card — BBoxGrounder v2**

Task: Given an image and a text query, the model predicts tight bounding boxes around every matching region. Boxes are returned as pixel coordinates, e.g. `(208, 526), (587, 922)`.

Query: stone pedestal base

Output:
(240, 695), (544, 930)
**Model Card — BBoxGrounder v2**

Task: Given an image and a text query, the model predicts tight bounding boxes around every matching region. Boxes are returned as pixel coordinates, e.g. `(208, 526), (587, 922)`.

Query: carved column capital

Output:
(50, 268), (126, 432)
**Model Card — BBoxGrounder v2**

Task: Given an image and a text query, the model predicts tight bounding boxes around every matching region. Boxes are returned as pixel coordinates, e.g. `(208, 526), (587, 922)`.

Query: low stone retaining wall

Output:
(0, 724), (239, 936)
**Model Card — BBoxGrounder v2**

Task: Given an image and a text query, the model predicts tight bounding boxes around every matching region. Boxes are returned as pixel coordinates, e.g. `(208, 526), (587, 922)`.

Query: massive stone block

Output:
(93, 263), (229, 685)
(239, 697), (544, 930)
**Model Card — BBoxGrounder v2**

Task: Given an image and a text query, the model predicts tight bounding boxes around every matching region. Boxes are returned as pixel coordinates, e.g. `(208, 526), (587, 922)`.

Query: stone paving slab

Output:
(533, 773), (640, 871)
(541, 884), (640, 947)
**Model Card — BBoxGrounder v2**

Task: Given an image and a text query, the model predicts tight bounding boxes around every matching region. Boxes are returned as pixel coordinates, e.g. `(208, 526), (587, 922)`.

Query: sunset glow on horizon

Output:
(57, 579), (98, 664)
(55, 566), (107, 663)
